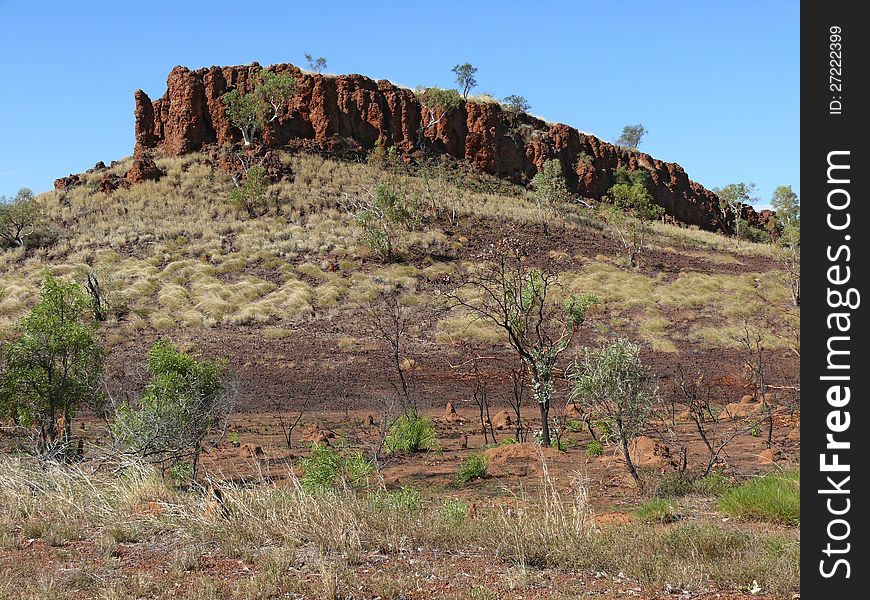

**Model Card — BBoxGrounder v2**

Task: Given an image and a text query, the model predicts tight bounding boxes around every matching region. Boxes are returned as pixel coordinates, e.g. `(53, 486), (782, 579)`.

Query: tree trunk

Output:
(620, 436), (641, 488)
(538, 397), (551, 447)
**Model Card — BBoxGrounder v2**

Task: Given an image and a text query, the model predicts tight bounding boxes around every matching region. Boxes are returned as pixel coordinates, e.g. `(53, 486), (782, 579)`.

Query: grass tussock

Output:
(719, 467), (800, 525)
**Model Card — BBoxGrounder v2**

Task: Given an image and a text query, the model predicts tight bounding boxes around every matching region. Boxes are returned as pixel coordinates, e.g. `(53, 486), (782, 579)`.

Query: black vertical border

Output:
(802, 1), (868, 596)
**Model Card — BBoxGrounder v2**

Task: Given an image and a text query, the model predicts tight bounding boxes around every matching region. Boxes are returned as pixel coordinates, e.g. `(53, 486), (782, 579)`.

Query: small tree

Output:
(256, 70), (297, 122)
(770, 185), (800, 306)
(714, 182), (757, 241)
(569, 337), (657, 487)
(448, 245), (599, 446)
(616, 123), (648, 149)
(0, 188), (41, 248)
(530, 159), (571, 230)
(416, 87), (463, 147)
(304, 53), (328, 73)
(347, 182), (420, 261)
(222, 70), (296, 145)
(451, 63), (478, 99)
(603, 168), (664, 268)
(502, 94), (530, 114)
(0, 273), (104, 458)
(112, 340), (235, 481)
(230, 163), (270, 218)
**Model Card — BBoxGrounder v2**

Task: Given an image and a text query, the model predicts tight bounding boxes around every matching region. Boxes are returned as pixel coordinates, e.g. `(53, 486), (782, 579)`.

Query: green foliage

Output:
(451, 63), (478, 99)
(634, 497), (680, 524)
(222, 89), (267, 145)
(353, 182), (421, 260)
(439, 499), (470, 524)
(0, 188), (42, 249)
(719, 468), (800, 525)
(585, 439), (604, 457)
(0, 273), (104, 453)
(230, 164), (270, 217)
(531, 159), (571, 220)
(304, 53), (328, 73)
(564, 418), (583, 433)
(714, 182), (757, 240)
(112, 340), (233, 475)
(603, 170), (663, 268)
(385, 411), (437, 453)
(457, 452), (489, 483)
(570, 338), (657, 485)
(770, 185), (800, 306)
(255, 70), (297, 119)
(616, 123), (648, 148)
(222, 70), (296, 144)
(418, 86), (462, 116)
(563, 293), (600, 328)
(367, 486), (422, 512)
(502, 94), (530, 113)
(300, 443), (373, 494)
(770, 185), (800, 231)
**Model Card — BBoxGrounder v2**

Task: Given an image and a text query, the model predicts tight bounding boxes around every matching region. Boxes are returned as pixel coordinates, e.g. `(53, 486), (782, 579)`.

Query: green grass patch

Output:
(719, 467), (799, 525)
(634, 498), (680, 524)
(457, 453), (489, 483)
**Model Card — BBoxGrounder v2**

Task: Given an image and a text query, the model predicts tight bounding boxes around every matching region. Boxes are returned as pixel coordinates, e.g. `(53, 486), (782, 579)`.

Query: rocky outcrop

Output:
(133, 63), (767, 231)
(125, 149), (164, 186)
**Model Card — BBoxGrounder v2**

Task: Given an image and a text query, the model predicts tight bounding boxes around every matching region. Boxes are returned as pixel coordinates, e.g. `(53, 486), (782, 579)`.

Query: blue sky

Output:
(0, 1), (798, 208)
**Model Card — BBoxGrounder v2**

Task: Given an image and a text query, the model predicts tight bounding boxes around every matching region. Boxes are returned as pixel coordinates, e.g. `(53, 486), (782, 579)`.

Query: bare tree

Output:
(739, 322), (774, 449)
(447, 242), (599, 446)
(507, 362), (528, 442)
(365, 289), (419, 413)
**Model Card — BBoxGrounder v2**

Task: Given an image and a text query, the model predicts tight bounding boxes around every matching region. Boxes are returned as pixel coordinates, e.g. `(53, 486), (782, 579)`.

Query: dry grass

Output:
(0, 455), (799, 598)
(0, 151), (797, 352)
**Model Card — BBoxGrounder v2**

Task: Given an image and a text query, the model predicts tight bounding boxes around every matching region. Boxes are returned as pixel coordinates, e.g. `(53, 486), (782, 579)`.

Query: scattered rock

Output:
(54, 174), (81, 190)
(723, 402), (764, 418)
(239, 443), (264, 458)
(491, 410), (513, 430)
(98, 174), (123, 194)
(758, 448), (781, 465)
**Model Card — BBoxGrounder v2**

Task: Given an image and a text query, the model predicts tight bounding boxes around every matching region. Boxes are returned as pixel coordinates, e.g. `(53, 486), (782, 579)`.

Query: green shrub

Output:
(457, 453), (489, 483)
(634, 498), (680, 524)
(299, 443), (373, 494)
(112, 340), (233, 480)
(385, 412), (437, 453)
(1, 273), (104, 457)
(719, 468), (799, 525)
(564, 418), (583, 433)
(585, 439), (604, 457)
(440, 500), (470, 524)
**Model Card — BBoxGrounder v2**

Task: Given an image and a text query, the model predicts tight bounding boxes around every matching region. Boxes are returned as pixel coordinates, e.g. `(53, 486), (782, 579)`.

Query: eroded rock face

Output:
(134, 63), (764, 231)
(125, 149), (164, 186)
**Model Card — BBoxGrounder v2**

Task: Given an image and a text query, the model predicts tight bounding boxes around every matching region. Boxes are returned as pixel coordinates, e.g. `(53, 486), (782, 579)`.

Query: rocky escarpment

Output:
(133, 63), (771, 232)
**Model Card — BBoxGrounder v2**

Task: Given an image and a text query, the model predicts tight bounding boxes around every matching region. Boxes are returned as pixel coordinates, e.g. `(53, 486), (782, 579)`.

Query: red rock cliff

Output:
(134, 63), (765, 231)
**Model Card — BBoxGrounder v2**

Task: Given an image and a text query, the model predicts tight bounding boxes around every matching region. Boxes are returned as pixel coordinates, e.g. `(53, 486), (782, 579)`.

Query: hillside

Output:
(5, 151), (797, 410)
(0, 68), (800, 600)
